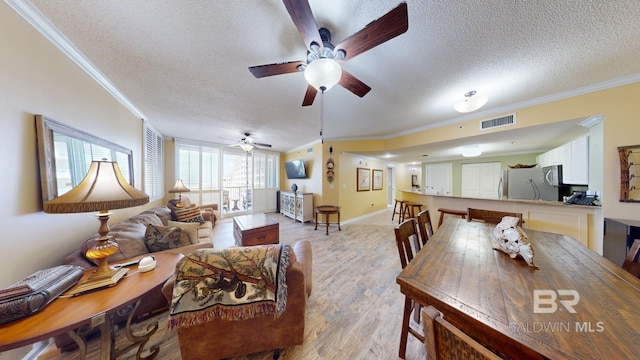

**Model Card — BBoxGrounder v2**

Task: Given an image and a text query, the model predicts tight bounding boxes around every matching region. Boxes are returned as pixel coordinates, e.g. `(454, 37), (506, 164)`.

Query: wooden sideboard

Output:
(280, 192), (313, 222)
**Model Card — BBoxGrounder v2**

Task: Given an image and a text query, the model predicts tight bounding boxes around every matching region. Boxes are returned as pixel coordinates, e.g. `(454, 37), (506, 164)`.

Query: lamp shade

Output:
(44, 161), (149, 213)
(304, 58), (342, 92)
(168, 179), (190, 194)
(454, 91), (489, 113)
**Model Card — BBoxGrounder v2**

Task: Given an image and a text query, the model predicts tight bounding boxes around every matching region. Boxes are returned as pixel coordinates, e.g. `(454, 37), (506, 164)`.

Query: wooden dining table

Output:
(396, 218), (640, 359)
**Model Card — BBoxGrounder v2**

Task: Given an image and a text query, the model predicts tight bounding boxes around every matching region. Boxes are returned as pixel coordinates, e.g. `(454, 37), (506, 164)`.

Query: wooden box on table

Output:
(233, 214), (279, 246)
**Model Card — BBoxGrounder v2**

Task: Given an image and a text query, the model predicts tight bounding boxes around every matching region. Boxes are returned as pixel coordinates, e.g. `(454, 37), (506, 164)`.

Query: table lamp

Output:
(44, 160), (149, 291)
(168, 179), (190, 208)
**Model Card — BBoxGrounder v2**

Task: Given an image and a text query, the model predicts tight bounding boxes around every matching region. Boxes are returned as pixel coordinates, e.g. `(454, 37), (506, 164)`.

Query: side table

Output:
(0, 253), (182, 360)
(315, 205), (341, 235)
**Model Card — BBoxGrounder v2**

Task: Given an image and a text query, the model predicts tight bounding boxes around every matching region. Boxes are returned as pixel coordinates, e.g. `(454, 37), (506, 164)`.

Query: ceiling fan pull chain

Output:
(319, 89), (325, 143)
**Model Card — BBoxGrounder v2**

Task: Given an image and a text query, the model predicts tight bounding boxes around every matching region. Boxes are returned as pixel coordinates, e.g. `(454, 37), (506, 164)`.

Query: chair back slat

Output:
(467, 208), (523, 226)
(423, 306), (501, 360)
(394, 219), (419, 269)
(622, 239), (640, 278)
(416, 209), (434, 247)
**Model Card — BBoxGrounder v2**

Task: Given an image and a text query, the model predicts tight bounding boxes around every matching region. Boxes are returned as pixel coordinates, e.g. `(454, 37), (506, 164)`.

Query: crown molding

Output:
(5, 0), (146, 120)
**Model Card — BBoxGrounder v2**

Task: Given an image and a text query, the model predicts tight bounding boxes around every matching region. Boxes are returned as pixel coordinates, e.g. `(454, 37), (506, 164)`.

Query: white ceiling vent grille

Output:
(480, 114), (516, 130)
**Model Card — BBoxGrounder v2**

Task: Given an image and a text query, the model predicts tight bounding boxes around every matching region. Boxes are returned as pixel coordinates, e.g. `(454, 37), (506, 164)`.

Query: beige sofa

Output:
(63, 205), (214, 269)
(58, 205), (215, 351)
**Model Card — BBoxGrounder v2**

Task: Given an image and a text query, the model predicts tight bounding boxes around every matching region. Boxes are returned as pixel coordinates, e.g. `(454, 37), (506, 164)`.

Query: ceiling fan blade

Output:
(249, 60), (305, 78)
(334, 2), (408, 62)
(283, 0), (323, 50)
(302, 85), (317, 106)
(254, 142), (272, 148)
(339, 70), (371, 98)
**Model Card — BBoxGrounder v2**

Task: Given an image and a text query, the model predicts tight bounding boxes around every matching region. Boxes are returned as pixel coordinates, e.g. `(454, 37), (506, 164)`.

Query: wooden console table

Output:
(396, 218), (640, 359)
(0, 253), (182, 360)
(280, 192), (313, 222)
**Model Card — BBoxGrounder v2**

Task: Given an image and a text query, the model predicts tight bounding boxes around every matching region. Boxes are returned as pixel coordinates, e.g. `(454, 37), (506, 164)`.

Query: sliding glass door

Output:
(222, 148), (252, 216)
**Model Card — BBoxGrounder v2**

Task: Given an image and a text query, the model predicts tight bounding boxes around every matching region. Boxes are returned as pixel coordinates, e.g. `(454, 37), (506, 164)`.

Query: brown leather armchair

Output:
(162, 240), (312, 360)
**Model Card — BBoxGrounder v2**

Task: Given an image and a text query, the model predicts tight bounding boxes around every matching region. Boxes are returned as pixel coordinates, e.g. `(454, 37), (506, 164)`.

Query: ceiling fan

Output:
(230, 132), (272, 152)
(249, 0), (408, 106)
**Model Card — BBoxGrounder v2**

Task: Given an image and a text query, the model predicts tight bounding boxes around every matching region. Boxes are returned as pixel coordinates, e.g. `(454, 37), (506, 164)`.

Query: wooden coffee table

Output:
(233, 214), (279, 246)
(0, 253), (182, 360)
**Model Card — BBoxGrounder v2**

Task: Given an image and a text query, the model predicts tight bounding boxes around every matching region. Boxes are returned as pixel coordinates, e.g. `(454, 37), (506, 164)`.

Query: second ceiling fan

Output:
(249, 0), (409, 106)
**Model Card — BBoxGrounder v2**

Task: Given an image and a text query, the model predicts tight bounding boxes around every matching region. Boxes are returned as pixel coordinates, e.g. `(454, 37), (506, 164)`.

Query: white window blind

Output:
(144, 122), (164, 200)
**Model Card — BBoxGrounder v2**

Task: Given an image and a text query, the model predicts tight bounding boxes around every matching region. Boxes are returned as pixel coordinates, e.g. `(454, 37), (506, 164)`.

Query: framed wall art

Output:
(357, 167), (370, 191)
(372, 169), (383, 190)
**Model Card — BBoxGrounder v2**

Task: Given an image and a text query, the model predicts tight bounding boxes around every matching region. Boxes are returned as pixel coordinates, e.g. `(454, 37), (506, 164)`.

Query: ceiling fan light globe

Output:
(304, 58), (342, 92)
(454, 93), (489, 113)
(239, 143), (254, 152)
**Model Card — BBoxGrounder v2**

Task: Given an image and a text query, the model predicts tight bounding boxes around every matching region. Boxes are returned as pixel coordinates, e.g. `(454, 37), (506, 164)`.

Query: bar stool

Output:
(437, 208), (467, 227)
(392, 199), (407, 223)
(400, 201), (423, 222)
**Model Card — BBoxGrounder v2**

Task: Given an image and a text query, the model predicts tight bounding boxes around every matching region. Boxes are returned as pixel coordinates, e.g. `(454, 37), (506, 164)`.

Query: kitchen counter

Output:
(399, 190), (603, 253)
(400, 190), (601, 209)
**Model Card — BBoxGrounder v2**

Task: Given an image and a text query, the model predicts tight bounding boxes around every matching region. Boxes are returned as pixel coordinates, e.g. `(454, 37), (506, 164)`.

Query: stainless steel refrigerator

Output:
(500, 167), (559, 201)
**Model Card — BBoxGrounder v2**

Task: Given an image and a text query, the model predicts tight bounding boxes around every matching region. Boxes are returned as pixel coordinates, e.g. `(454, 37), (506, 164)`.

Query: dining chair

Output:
(422, 306), (501, 360)
(467, 208), (523, 226)
(394, 219), (426, 359)
(416, 209), (434, 247)
(622, 239), (640, 278)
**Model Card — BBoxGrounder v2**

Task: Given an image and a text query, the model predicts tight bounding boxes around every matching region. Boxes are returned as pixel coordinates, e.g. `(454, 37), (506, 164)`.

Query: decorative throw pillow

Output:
(174, 205), (206, 224)
(168, 220), (199, 244)
(144, 225), (189, 252)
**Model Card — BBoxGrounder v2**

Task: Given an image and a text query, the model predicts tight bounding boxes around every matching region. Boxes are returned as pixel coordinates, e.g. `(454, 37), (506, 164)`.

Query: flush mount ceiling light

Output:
(304, 58), (343, 92)
(454, 90), (489, 113)
(461, 145), (482, 157)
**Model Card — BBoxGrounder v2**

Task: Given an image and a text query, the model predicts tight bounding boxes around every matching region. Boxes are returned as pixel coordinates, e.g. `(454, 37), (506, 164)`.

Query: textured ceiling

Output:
(19, 0), (640, 162)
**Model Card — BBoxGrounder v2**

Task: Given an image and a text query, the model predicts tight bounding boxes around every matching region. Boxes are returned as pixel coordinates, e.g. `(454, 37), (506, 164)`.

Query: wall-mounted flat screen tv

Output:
(284, 159), (307, 179)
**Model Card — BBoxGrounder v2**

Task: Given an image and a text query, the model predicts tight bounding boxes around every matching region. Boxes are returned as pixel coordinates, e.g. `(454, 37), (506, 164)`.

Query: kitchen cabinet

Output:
(536, 135), (588, 185)
(536, 144), (565, 167)
(563, 135), (589, 185)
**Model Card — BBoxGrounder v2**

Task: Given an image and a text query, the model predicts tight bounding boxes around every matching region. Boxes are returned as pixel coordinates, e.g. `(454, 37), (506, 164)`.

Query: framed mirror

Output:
(35, 114), (134, 203)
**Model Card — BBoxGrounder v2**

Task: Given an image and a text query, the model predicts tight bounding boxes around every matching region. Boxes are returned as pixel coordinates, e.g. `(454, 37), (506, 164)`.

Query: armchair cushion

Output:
(162, 240), (312, 360)
(168, 244), (291, 329)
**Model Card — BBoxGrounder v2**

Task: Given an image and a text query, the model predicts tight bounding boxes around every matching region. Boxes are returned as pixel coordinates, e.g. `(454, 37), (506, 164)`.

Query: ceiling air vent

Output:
(480, 114), (516, 130)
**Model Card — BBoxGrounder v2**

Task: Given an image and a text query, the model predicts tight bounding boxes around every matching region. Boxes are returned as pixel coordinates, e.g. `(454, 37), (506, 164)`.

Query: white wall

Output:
(0, 5), (153, 358)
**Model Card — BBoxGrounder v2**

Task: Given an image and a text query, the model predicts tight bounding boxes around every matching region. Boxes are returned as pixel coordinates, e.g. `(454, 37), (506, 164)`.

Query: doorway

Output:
(387, 166), (396, 207)
(222, 148), (252, 217)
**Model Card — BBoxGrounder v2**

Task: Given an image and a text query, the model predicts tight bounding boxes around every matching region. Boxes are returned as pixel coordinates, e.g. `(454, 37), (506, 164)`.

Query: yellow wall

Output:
(323, 83), (640, 223)
(281, 142), (323, 206)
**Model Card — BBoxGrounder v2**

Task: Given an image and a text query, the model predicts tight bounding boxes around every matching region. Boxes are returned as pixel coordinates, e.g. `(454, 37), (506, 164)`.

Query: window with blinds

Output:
(144, 123), (164, 200)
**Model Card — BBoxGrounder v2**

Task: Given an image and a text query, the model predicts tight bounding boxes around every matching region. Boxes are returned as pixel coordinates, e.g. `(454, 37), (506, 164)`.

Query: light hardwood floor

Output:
(47, 208), (427, 360)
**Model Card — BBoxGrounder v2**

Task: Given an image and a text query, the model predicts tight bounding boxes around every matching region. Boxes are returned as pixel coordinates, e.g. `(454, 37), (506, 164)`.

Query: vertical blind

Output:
(144, 122), (164, 200)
